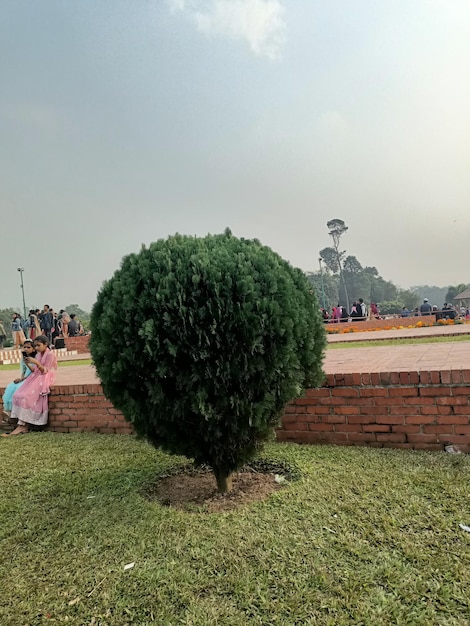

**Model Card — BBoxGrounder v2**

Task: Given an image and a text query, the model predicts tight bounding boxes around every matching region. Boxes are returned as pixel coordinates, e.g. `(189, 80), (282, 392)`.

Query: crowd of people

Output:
(320, 298), (380, 323)
(0, 306), (85, 349)
(320, 298), (470, 323)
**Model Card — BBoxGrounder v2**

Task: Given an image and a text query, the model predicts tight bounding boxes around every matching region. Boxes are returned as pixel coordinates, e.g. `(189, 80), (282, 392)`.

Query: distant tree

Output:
(326, 219), (350, 311)
(445, 284), (469, 303)
(397, 289), (420, 311)
(90, 231), (326, 493)
(0, 308), (16, 341)
(411, 285), (448, 307)
(306, 271), (339, 312)
(319, 247), (342, 274)
(65, 304), (90, 318)
(343, 255), (363, 274)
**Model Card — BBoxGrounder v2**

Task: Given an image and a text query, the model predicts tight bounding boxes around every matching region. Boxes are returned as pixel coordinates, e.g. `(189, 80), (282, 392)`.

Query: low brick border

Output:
(278, 370), (470, 451)
(1, 371), (469, 450)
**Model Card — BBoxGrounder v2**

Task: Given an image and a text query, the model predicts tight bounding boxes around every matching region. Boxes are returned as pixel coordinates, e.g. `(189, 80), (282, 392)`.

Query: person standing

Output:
(11, 313), (26, 349)
(358, 298), (367, 320)
(419, 298), (432, 316)
(59, 309), (70, 337)
(39, 305), (53, 344)
(29, 310), (41, 340)
(67, 314), (80, 337)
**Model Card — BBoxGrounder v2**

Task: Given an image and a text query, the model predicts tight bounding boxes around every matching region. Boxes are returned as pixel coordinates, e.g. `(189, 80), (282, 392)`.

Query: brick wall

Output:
(64, 336), (90, 353)
(326, 315), (436, 332)
(278, 370), (470, 451)
(0, 384), (131, 435)
(2, 371), (469, 450)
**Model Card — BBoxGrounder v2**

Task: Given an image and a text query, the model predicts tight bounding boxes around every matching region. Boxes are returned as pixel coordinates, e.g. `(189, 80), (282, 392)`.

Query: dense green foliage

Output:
(90, 231), (326, 484)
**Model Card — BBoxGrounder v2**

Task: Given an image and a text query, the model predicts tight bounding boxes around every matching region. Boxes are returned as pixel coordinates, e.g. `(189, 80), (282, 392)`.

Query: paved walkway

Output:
(327, 323), (470, 342)
(2, 340), (470, 388)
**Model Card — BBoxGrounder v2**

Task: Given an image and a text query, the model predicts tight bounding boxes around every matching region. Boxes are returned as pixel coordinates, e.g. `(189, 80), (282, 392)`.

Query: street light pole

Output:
(318, 258), (326, 309)
(17, 268), (27, 321)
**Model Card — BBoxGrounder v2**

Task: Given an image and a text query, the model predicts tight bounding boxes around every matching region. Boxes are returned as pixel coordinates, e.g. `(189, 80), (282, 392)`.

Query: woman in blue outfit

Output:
(2, 340), (36, 418)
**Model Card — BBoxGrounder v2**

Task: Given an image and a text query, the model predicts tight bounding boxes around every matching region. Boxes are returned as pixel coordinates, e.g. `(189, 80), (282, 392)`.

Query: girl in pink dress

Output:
(3, 335), (57, 437)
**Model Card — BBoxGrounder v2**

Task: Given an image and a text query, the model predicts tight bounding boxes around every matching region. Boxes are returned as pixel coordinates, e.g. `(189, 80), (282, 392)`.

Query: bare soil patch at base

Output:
(144, 467), (288, 512)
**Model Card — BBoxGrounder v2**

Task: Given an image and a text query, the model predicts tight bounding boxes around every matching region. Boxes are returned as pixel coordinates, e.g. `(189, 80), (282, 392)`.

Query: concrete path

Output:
(2, 341), (470, 388)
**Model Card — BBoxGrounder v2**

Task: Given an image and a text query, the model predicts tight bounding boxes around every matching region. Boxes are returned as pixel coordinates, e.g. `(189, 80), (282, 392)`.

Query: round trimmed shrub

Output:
(90, 230), (326, 492)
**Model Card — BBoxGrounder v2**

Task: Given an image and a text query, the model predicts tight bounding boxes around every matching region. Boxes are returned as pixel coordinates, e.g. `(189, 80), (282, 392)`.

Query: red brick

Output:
(404, 397), (435, 405)
(293, 397), (310, 405)
(451, 371), (463, 384)
(281, 415), (298, 424)
(331, 388), (359, 398)
(441, 371), (451, 384)
(335, 406), (360, 415)
(436, 396), (468, 406)
(412, 443), (443, 451)
(306, 406), (331, 415)
(453, 406), (470, 415)
(343, 398), (374, 406)
(348, 433), (377, 442)
(390, 406), (415, 415)
(420, 387), (452, 396)
(309, 423), (334, 431)
(323, 415), (346, 423)
(437, 406), (452, 415)
(376, 433), (406, 442)
(451, 387), (470, 395)
(319, 397), (352, 406)
(423, 425), (454, 434)
(389, 387), (418, 397)
(283, 422), (309, 431)
(363, 424), (390, 432)
(375, 397), (405, 406)
(323, 432), (349, 442)
(437, 415), (469, 425)
(407, 434), (438, 443)
(62, 420), (78, 427)
(360, 407), (389, 415)
(421, 406), (438, 415)
(406, 415), (435, 424)
(376, 416), (404, 424)
(305, 388), (330, 397)
(349, 415), (380, 424)
(380, 372), (391, 385)
(360, 388), (388, 397)
(436, 434), (470, 445)
(392, 425), (420, 434)
(453, 425), (470, 435)
(335, 423), (362, 432)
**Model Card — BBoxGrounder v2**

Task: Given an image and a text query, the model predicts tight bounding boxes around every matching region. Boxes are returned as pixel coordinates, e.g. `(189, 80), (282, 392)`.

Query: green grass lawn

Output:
(1, 434), (470, 625)
(329, 335), (470, 349)
(0, 359), (92, 371)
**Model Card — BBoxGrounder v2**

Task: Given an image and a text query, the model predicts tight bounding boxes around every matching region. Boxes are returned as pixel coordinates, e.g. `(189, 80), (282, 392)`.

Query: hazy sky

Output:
(2, 0), (469, 312)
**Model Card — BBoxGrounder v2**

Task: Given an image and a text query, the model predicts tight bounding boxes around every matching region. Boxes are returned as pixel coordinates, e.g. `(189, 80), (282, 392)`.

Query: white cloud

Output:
(168, 0), (285, 60)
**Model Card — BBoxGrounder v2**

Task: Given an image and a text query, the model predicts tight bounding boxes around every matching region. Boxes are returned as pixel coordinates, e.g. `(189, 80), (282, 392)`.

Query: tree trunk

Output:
(214, 470), (233, 494)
